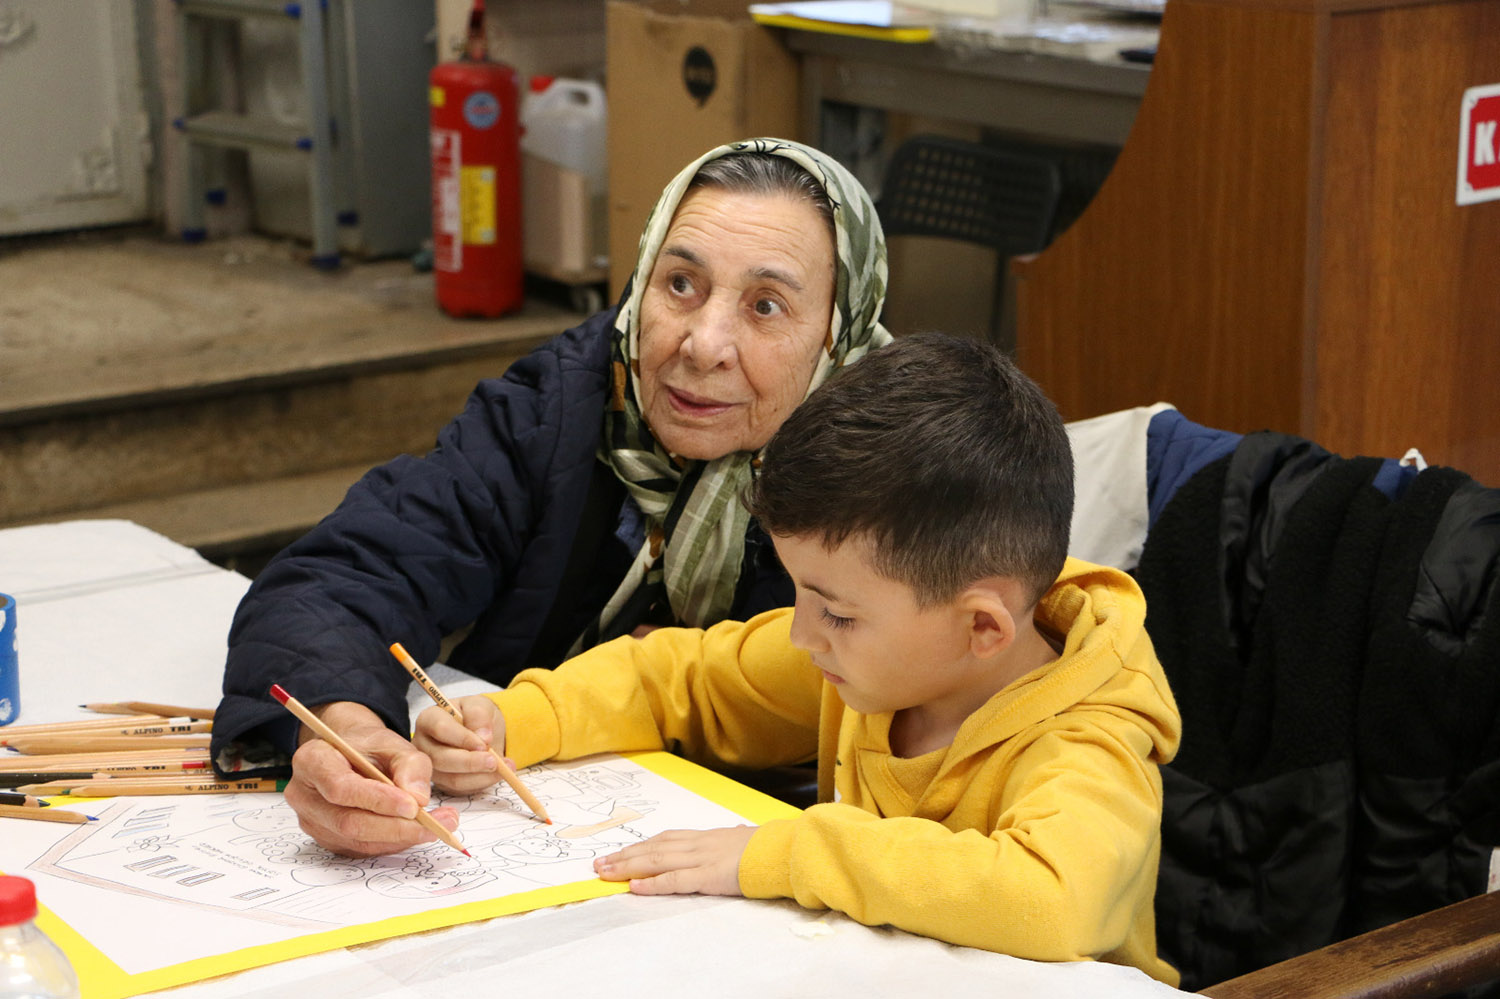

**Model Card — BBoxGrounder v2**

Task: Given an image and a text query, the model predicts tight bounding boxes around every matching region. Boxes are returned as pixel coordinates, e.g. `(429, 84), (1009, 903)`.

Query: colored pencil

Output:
(0, 765), (211, 780)
(81, 701), (216, 720)
(0, 720), (210, 747)
(84, 759), (211, 774)
(0, 791), (47, 807)
(39, 778), (289, 797)
(0, 803), (93, 824)
(0, 715), (172, 736)
(0, 751), (212, 772)
(269, 684), (471, 857)
(0, 771), (99, 787)
(3, 734), (211, 754)
(389, 641), (551, 824)
(0, 754), (212, 774)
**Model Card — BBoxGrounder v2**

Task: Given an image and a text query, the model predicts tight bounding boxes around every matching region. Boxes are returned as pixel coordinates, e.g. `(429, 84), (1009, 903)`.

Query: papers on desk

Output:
(1, 752), (798, 999)
(749, 2), (938, 41)
(753, 0), (1160, 63)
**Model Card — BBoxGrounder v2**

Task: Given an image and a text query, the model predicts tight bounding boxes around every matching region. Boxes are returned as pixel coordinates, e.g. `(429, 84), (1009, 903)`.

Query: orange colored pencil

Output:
(389, 642), (551, 824)
(269, 684), (470, 857)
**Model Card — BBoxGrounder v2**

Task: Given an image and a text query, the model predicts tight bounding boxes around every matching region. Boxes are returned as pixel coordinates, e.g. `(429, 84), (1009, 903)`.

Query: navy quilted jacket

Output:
(214, 309), (792, 771)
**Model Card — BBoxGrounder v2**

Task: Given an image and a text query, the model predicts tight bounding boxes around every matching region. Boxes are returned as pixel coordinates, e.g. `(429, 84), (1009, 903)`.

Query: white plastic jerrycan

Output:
(521, 78), (607, 197)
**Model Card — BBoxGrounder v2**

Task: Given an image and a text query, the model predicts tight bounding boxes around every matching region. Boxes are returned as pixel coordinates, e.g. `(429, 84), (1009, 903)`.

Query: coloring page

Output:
(1, 754), (759, 975)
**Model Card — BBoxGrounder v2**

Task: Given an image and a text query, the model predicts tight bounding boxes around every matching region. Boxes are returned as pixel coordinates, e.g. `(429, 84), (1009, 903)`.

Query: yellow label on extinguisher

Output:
(459, 165), (496, 245)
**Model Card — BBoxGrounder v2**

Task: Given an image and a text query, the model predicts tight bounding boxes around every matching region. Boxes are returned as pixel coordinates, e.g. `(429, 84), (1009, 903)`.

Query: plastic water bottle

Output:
(0, 877), (79, 999)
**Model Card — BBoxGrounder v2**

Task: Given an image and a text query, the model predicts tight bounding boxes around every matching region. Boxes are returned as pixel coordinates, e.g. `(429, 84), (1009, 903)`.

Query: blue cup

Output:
(0, 593), (16, 726)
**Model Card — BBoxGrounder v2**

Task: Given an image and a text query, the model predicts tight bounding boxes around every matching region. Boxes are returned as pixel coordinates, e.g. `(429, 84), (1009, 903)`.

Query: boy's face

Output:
(772, 532), (978, 719)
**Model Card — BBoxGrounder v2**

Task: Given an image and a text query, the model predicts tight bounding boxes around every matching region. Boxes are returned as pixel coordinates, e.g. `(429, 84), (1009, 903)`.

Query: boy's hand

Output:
(594, 826), (755, 896)
(411, 694), (505, 795)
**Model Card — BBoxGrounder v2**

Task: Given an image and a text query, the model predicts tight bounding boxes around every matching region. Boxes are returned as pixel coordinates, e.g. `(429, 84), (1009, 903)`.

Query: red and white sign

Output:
(1457, 84), (1500, 205)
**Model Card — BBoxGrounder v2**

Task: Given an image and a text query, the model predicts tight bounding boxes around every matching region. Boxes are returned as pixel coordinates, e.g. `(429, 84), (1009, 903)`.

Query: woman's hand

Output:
(283, 700), (459, 858)
(412, 694), (507, 796)
(593, 826), (756, 896)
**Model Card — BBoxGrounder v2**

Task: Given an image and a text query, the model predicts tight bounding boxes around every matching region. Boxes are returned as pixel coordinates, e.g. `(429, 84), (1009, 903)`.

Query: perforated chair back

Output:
(877, 135), (1063, 257)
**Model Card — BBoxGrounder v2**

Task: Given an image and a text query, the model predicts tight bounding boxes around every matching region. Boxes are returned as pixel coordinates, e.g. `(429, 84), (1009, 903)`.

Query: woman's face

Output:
(637, 187), (835, 460)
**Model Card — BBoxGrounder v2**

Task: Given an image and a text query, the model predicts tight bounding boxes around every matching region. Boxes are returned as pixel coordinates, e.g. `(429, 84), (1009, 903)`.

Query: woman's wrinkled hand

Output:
(412, 694), (507, 796)
(283, 700), (459, 858)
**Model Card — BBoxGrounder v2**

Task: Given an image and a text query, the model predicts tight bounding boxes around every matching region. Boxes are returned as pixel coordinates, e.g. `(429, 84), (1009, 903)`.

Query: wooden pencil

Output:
(81, 701), (217, 720)
(41, 778), (289, 797)
(0, 751), (212, 772)
(82, 759), (211, 774)
(0, 803), (93, 824)
(0, 771), (100, 787)
(0, 715), (172, 737)
(270, 684), (471, 856)
(0, 791), (47, 807)
(0, 720), (210, 747)
(3, 734), (212, 754)
(389, 641), (551, 824)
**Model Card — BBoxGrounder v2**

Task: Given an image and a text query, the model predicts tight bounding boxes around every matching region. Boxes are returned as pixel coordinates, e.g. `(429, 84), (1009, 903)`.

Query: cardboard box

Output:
(606, 0), (801, 298)
(523, 154), (608, 284)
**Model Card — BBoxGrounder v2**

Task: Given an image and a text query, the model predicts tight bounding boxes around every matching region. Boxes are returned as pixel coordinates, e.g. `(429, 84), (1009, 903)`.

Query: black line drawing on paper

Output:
(24, 755), (740, 931)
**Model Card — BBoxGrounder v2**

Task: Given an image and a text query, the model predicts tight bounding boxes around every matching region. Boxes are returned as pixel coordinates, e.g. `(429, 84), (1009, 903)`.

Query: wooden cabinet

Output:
(1014, 0), (1500, 484)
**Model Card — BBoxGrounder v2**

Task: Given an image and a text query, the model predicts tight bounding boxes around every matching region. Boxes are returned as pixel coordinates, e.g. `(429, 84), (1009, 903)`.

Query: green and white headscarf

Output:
(574, 138), (891, 653)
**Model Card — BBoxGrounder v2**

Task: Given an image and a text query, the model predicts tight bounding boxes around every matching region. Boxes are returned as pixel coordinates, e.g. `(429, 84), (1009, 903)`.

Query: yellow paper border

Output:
(750, 12), (935, 43)
(20, 751), (803, 999)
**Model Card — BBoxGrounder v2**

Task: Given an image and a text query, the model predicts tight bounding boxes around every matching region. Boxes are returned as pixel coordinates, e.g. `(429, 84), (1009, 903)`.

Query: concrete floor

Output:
(0, 226), (578, 422)
(0, 227), (588, 568)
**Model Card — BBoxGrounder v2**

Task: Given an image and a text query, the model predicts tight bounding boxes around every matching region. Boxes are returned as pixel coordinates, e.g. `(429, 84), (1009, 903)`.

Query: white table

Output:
(0, 520), (1193, 999)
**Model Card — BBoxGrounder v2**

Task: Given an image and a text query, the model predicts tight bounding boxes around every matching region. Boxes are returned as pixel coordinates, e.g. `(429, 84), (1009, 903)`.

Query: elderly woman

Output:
(213, 138), (890, 856)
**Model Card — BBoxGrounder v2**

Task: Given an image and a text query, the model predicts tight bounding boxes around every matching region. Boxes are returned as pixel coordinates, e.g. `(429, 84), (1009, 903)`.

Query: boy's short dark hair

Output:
(750, 332), (1074, 607)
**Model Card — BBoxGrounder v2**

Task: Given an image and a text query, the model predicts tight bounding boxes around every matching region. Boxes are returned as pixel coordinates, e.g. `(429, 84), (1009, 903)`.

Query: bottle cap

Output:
(0, 875), (38, 924)
(530, 74), (555, 93)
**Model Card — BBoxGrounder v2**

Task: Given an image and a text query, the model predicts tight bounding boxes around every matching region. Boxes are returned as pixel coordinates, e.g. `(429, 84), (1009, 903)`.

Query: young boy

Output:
(415, 332), (1182, 984)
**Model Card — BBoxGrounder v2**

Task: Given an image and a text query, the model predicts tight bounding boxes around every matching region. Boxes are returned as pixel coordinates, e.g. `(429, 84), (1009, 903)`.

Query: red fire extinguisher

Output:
(429, 1), (523, 317)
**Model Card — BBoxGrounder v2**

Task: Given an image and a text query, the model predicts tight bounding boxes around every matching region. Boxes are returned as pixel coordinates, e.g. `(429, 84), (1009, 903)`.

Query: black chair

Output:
(877, 134), (1063, 256)
(875, 135), (1062, 346)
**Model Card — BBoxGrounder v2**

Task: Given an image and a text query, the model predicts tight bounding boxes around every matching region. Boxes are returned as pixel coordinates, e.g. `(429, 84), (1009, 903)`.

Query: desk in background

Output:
(784, 23), (1151, 152)
(0, 519), (1192, 998)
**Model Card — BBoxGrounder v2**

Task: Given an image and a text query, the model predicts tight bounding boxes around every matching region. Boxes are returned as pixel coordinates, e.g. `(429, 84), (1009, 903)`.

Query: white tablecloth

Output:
(0, 520), (1193, 999)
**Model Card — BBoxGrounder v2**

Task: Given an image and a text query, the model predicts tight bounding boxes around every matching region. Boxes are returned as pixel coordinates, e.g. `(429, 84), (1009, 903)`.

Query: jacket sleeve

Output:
(489, 609), (823, 773)
(740, 714), (1166, 963)
(215, 321), (610, 768)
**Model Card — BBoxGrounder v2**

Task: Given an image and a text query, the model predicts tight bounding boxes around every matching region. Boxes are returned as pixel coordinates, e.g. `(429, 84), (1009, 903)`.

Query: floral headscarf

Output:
(573, 138), (891, 653)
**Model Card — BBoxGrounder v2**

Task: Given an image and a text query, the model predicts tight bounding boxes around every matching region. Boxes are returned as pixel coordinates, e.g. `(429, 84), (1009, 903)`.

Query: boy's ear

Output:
(960, 580), (1022, 659)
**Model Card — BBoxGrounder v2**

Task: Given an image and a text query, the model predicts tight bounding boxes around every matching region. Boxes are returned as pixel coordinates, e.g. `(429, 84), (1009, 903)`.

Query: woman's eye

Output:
(821, 607), (854, 630)
(752, 297), (784, 318)
(668, 273), (695, 296)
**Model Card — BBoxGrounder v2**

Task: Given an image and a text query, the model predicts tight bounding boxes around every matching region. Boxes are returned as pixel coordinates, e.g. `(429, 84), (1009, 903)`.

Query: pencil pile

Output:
(0, 701), (251, 823)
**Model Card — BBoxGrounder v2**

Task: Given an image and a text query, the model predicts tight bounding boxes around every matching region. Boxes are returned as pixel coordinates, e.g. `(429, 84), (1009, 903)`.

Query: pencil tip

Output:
(545, 819), (553, 825)
(461, 847), (472, 857)
(86, 815), (98, 821)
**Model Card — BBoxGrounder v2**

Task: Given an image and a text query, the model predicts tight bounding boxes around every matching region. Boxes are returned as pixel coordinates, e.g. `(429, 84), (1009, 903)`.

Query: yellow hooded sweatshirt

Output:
(488, 558), (1182, 985)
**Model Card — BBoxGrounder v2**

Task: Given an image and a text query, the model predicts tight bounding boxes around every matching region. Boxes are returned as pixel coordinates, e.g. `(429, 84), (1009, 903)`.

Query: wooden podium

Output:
(1013, 0), (1500, 485)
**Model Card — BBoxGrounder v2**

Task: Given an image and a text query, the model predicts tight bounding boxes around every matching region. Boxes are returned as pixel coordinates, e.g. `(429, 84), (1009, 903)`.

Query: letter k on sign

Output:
(1458, 85), (1500, 205)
